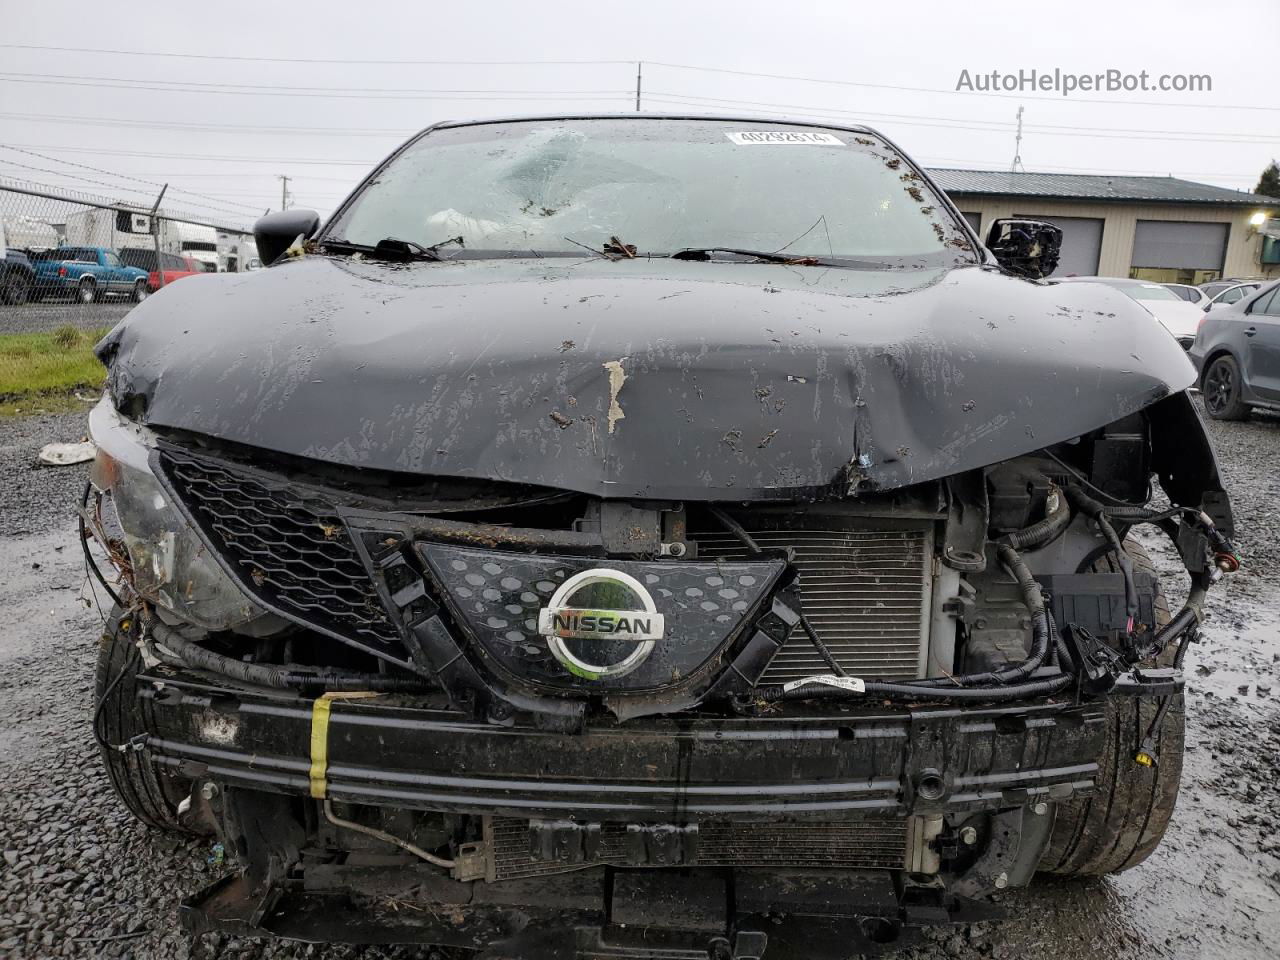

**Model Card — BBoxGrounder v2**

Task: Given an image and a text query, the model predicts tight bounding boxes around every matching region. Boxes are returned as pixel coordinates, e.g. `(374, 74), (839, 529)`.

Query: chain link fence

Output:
(0, 179), (256, 412)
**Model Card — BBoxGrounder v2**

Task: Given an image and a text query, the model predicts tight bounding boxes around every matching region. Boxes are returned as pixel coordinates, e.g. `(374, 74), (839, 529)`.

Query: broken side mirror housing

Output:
(984, 218), (1064, 280)
(254, 209), (320, 267)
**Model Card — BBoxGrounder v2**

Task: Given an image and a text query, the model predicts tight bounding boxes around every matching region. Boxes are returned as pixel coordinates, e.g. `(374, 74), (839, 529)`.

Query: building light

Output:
(1250, 211), (1268, 227)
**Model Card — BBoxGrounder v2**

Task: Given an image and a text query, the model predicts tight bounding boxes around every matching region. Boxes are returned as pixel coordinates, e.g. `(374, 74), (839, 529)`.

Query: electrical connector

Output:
(1134, 738), (1158, 767)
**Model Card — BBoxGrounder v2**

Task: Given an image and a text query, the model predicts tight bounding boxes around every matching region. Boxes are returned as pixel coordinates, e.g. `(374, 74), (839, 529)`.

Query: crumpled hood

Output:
(99, 256), (1195, 500)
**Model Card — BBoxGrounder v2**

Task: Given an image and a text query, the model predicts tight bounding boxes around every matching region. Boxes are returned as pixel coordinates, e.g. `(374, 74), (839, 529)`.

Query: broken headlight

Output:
(87, 398), (271, 631)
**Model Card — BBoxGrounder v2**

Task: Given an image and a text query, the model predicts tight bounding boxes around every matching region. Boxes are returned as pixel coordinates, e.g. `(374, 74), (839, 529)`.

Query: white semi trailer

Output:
(63, 204), (181, 257)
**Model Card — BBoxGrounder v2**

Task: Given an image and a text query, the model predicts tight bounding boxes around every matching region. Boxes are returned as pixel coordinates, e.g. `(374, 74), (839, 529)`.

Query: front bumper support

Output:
(141, 672), (1105, 821)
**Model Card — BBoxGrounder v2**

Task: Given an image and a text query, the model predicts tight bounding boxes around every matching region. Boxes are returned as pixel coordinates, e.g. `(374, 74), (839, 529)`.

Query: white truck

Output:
(217, 231), (260, 273)
(174, 222), (219, 272)
(63, 204), (180, 260)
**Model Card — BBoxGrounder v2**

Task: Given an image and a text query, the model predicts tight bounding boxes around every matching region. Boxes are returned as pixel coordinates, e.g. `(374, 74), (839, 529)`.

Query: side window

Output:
(1221, 287), (1244, 304)
(1253, 289), (1280, 316)
(103, 252), (122, 268)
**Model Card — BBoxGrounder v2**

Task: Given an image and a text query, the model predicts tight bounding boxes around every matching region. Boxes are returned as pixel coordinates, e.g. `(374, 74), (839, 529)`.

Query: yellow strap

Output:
(308, 691), (380, 799)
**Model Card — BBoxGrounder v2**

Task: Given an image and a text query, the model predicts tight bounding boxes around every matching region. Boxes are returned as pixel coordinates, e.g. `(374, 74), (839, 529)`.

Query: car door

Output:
(1241, 287), (1280, 402)
(101, 250), (128, 292)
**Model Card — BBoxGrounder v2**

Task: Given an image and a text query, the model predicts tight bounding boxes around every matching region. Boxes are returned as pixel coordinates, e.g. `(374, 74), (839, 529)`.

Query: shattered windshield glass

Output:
(325, 119), (972, 263)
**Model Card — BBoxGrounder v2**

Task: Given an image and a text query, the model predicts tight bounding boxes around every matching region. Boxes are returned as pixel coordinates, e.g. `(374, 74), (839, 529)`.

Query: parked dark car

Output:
(1189, 279), (1280, 419)
(83, 115), (1238, 958)
(1, 245), (34, 306)
(1, 222), (36, 305)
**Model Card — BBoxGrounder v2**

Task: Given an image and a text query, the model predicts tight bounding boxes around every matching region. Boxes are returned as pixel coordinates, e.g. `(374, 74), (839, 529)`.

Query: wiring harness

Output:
(744, 475), (1237, 716)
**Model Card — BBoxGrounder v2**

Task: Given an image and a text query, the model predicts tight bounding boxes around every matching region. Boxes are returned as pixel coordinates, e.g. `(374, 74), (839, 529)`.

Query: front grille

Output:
(488, 817), (909, 881)
(160, 449), (401, 650)
(697, 528), (932, 682)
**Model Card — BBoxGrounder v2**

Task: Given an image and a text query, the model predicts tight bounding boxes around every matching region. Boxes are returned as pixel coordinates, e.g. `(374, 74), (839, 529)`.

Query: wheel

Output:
(76, 277), (96, 305)
(95, 607), (199, 834)
(131, 279), (149, 303)
(2, 273), (30, 306)
(1202, 354), (1250, 421)
(1039, 540), (1182, 876)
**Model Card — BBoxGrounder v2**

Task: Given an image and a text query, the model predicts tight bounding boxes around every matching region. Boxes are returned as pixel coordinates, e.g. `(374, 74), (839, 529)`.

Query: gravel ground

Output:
(0, 302), (133, 335)
(0, 406), (1276, 960)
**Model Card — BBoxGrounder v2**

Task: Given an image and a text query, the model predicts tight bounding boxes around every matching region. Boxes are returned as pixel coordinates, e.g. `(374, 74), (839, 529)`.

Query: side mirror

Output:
(984, 218), (1063, 280)
(253, 209), (320, 267)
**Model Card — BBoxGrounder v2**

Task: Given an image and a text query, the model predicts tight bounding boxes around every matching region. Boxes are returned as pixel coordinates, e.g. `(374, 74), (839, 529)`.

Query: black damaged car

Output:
(84, 116), (1239, 959)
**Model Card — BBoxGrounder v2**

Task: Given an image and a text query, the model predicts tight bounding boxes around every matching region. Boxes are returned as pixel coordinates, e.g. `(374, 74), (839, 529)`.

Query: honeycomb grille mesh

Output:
(696, 528), (931, 682)
(160, 449), (400, 648)
(489, 817), (910, 881)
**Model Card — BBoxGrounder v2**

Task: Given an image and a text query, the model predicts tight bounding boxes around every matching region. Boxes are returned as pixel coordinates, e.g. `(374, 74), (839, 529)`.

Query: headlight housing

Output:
(87, 397), (273, 631)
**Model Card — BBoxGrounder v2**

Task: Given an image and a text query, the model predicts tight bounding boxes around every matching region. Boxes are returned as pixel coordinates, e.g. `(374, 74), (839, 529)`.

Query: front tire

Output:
(2, 273), (30, 305)
(95, 608), (198, 834)
(1039, 540), (1183, 876)
(1202, 354), (1250, 420)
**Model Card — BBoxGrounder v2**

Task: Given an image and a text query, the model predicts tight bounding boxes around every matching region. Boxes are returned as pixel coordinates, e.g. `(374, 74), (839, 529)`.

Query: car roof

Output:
(424, 112), (878, 135)
(1214, 282), (1260, 295)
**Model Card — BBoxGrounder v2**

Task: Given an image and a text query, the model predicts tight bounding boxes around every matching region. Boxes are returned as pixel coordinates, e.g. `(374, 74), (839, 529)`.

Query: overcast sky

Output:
(1, 0), (1275, 226)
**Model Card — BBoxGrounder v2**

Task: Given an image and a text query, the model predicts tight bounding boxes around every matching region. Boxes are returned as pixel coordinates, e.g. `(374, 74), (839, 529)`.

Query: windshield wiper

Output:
(672, 247), (822, 265)
(322, 235), (464, 262)
(564, 235), (639, 261)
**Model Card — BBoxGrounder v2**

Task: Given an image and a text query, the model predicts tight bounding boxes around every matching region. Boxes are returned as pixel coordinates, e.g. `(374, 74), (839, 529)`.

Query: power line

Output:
(3, 143), (375, 165)
(0, 144), (266, 214)
(645, 93), (1280, 145)
(1, 42), (1271, 113)
(913, 156), (1261, 182)
(0, 111), (413, 137)
(0, 43), (632, 66)
(70, 172), (365, 182)
(646, 60), (1280, 113)
(647, 90), (1276, 142)
(0, 161), (252, 223)
(0, 71), (627, 96)
(0, 75), (630, 103)
(7, 93), (1276, 148)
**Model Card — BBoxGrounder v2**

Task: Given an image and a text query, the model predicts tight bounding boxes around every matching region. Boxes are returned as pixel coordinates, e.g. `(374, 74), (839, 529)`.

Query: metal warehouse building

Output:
(927, 169), (1280, 284)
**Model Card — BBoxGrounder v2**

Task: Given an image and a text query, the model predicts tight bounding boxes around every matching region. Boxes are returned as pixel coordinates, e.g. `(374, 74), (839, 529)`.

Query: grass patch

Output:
(0, 326), (109, 416)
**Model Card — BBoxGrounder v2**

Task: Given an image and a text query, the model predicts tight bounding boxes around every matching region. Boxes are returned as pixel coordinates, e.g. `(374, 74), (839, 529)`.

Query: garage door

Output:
(1015, 214), (1103, 277)
(1131, 220), (1228, 271)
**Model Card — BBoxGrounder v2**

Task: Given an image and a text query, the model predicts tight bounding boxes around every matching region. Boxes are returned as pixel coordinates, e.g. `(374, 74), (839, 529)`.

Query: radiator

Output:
(696, 527), (933, 682)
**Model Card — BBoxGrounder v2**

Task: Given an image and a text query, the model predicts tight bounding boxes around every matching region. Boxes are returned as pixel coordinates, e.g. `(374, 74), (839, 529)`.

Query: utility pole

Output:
(278, 174), (292, 211)
(1010, 106), (1024, 173)
(149, 183), (169, 290)
(635, 61), (642, 112)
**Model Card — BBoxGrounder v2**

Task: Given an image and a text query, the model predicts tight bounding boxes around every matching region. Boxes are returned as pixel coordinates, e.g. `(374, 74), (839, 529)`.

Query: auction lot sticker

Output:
(726, 131), (845, 145)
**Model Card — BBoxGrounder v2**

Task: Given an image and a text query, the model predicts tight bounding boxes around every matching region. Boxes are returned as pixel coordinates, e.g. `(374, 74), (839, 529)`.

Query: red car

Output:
(118, 249), (207, 291)
(148, 253), (205, 291)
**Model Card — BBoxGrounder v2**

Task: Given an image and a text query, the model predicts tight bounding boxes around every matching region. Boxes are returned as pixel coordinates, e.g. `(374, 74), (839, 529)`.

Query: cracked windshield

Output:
(325, 118), (969, 261)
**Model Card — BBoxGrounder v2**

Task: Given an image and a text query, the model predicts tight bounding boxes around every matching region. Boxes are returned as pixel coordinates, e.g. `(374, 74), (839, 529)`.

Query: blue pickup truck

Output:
(31, 246), (150, 304)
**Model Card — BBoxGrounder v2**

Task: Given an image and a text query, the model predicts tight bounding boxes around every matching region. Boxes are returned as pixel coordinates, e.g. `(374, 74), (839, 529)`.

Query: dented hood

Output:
(100, 256), (1195, 500)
